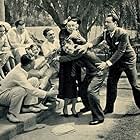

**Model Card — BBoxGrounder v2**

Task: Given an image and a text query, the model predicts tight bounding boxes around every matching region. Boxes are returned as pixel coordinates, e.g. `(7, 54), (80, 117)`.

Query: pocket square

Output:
(115, 41), (119, 45)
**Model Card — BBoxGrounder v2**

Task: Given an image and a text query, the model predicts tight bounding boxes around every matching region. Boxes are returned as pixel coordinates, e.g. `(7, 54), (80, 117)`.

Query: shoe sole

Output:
(89, 120), (104, 125)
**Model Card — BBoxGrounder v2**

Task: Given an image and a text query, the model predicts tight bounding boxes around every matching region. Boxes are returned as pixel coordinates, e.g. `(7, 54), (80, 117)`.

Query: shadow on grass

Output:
(42, 111), (92, 126)
(105, 111), (140, 119)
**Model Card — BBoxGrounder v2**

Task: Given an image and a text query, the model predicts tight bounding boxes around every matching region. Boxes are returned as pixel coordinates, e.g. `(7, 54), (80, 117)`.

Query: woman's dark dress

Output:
(58, 28), (81, 99)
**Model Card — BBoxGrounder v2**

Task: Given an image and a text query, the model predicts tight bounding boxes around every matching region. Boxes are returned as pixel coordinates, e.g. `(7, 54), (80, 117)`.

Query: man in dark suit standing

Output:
(77, 13), (140, 115)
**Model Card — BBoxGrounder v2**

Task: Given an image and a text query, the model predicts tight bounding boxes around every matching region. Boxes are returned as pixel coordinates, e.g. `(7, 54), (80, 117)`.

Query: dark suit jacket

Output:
(91, 27), (136, 65)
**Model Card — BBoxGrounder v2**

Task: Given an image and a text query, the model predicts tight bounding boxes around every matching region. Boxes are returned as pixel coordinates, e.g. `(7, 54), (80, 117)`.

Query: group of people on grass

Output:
(0, 20), (59, 123)
(0, 12), (140, 125)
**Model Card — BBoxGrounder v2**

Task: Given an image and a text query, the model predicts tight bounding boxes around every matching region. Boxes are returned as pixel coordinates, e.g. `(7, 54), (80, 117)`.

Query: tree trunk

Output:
(135, 0), (140, 35)
(0, 0), (5, 21)
(136, 0), (140, 23)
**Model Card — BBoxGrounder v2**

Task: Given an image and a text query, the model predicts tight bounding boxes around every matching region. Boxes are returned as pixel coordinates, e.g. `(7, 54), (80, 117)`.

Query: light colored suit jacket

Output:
(0, 64), (46, 98)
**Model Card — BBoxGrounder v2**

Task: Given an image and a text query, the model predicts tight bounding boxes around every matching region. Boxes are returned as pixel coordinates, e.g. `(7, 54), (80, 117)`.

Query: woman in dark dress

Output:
(58, 17), (81, 117)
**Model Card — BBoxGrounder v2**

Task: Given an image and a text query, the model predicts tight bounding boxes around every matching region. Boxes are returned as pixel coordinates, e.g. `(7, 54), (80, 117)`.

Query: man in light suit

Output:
(7, 20), (33, 64)
(77, 13), (140, 118)
(0, 54), (57, 123)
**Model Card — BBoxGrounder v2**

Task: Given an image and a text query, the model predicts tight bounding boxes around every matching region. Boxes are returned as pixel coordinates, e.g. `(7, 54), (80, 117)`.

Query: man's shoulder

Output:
(2, 34), (7, 40)
(24, 28), (30, 34)
(41, 40), (49, 48)
(8, 27), (16, 33)
(54, 39), (60, 45)
(9, 64), (21, 72)
(3, 64), (21, 80)
(115, 27), (127, 35)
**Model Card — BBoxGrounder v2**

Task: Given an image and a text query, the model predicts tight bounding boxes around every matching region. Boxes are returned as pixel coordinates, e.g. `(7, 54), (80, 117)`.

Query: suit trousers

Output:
(0, 87), (27, 115)
(0, 77), (41, 115)
(105, 60), (140, 110)
(23, 77), (40, 105)
(88, 70), (107, 121)
(75, 52), (107, 121)
(76, 50), (102, 108)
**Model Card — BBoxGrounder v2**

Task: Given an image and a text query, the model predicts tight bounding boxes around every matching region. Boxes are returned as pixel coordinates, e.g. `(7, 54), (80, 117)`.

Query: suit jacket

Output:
(91, 27), (136, 65)
(0, 64), (46, 98)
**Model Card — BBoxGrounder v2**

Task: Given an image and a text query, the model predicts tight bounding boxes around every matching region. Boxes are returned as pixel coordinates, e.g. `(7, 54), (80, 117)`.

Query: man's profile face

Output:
(46, 30), (55, 43)
(66, 20), (79, 34)
(0, 26), (5, 37)
(17, 24), (25, 34)
(104, 17), (117, 32)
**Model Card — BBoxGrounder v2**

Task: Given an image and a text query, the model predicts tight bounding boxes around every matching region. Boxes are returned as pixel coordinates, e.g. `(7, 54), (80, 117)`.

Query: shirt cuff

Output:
(46, 63), (50, 68)
(106, 60), (112, 67)
(87, 42), (93, 48)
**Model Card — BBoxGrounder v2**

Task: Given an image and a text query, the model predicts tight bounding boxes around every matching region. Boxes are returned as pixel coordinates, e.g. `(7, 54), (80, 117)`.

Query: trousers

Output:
(88, 70), (107, 121)
(0, 77), (40, 114)
(105, 60), (140, 110)
(0, 87), (27, 114)
(75, 51), (107, 121)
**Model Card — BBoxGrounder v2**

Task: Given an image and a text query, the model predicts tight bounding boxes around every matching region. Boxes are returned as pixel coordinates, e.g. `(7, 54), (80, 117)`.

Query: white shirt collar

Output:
(109, 27), (117, 38)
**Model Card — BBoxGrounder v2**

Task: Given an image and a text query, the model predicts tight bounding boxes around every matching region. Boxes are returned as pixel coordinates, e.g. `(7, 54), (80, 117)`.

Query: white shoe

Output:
(45, 102), (52, 106)
(34, 103), (48, 110)
(22, 106), (41, 113)
(7, 113), (21, 123)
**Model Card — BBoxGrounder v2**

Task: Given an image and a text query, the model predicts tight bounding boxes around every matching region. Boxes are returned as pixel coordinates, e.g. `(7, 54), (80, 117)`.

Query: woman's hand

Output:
(69, 30), (79, 39)
(75, 43), (88, 54)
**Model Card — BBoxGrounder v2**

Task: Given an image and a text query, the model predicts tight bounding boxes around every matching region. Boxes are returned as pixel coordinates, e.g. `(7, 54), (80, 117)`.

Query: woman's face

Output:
(66, 20), (79, 34)
(31, 45), (40, 56)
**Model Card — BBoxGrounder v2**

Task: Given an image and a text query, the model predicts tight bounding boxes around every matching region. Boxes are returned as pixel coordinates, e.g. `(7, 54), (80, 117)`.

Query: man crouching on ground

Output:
(0, 54), (58, 123)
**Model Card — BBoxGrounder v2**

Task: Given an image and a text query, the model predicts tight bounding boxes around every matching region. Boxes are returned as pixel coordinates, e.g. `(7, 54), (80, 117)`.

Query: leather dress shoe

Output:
(89, 120), (104, 125)
(80, 107), (90, 113)
(34, 103), (48, 110)
(62, 108), (69, 117)
(103, 109), (113, 114)
(71, 109), (79, 118)
(63, 114), (69, 117)
(72, 112), (79, 118)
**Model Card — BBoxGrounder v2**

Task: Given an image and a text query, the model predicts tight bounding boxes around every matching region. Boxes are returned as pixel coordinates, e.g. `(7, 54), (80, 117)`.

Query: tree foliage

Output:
(4, 0), (140, 38)
(5, 0), (54, 26)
